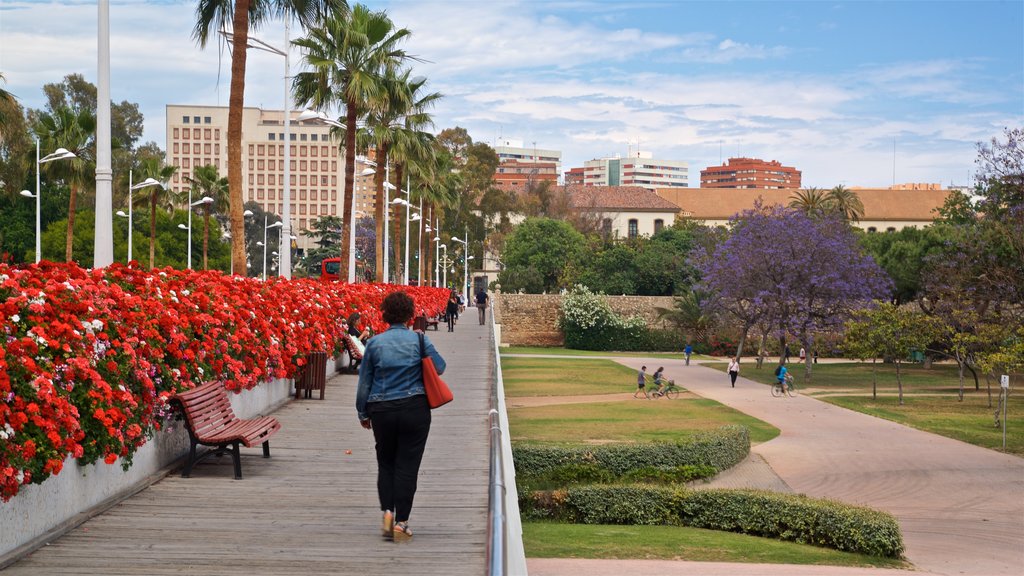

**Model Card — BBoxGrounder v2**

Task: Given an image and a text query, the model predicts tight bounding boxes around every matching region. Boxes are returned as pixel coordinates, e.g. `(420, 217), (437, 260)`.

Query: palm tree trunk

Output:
(373, 145), (389, 282)
(393, 163), (405, 283)
(341, 97), (357, 277)
(149, 195), (157, 268)
(227, 0), (251, 276)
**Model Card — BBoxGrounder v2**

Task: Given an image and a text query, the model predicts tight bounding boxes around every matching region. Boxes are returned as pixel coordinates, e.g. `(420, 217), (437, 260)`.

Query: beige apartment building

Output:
(166, 105), (377, 256)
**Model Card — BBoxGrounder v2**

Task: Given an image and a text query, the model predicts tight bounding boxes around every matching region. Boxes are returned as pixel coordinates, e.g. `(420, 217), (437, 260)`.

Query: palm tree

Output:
(361, 70), (441, 282)
(186, 164), (230, 269)
(293, 4), (415, 280)
(788, 187), (828, 217)
(35, 106), (95, 262)
(417, 145), (460, 285)
(132, 157), (178, 269)
(656, 290), (713, 346)
(826, 184), (865, 222)
(193, 0), (345, 277)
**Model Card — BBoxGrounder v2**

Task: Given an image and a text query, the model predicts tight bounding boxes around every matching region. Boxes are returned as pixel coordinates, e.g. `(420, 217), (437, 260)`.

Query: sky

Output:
(1, 0), (1022, 189)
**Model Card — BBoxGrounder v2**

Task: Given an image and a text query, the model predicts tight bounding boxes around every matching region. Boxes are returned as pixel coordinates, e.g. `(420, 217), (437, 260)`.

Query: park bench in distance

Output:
(170, 381), (281, 479)
(413, 315), (440, 331)
(295, 351), (328, 400)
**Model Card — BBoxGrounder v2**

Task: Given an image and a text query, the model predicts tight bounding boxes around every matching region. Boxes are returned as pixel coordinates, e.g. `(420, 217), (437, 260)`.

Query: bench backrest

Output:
(342, 333), (363, 359)
(172, 382), (237, 438)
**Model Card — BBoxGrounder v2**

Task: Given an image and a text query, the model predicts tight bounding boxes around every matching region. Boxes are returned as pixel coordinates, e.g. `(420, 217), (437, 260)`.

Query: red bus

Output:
(321, 257), (341, 281)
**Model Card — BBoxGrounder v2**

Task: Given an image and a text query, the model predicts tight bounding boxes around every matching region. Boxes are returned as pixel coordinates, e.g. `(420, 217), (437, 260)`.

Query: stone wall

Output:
(493, 293), (676, 346)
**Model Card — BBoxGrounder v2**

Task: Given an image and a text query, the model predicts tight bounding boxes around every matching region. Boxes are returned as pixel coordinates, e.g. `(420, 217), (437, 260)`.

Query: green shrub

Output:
(521, 485), (905, 558)
(621, 464), (717, 484)
(513, 426), (750, 478)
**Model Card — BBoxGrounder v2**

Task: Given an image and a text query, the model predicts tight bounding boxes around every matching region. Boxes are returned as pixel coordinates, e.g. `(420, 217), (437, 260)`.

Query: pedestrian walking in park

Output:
(356, 291), (447, 542)
(799, 347), (806, 363)
(684, 343), (693, 365)
(475, 288), (489, 325)
(445, 293), (459, 332)
(728, 357), (740, 387)
(634, 366), (648, 399)
(783, 344), (792, 363)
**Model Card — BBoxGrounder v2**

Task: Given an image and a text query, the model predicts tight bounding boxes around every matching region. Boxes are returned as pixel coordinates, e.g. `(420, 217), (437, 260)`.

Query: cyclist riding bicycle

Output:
(653, 367), (667, 396)
(776, 363), (790, 393)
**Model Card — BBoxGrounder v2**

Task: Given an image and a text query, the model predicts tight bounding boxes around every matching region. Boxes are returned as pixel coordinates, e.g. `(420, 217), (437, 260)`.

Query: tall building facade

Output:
(493, 139), (561, 191)
(581, 151), (688, 190)
(700, 157), (801, 189)
(166, 104), (376, 256)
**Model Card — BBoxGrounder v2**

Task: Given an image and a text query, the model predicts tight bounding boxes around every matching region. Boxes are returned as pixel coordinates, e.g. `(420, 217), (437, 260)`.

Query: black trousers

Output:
(729, 371), (738, 387)
(446, 313), (455, 331)
(367, 395), (431, 523)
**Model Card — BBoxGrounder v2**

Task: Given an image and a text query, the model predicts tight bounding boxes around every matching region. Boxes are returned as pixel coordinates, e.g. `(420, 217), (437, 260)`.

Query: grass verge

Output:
(503, 346), (689, 360)
(502, 357), (638, 397)
(523, 522), (909, 568)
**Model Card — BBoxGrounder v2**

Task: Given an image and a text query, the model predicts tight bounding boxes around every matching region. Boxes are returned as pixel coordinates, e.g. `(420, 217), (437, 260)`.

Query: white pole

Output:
(348, 181), (356, 282)
(280, 20), (292, 279)
(94, 0), (114, 268)
(403, 183), (410, 285)
(463, 227), (469, 301)
(416, 197), (423, 285)
(127, 169), (133, 263)
(186, 189), (193, 269)
(434, 220), (439, 287)
(34, 138), (40, 264)
(383, 161), (390, 283)
(262, 214), (268, 281)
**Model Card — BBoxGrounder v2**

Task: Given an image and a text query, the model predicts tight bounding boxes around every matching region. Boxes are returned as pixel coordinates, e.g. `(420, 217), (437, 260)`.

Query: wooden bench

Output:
(295, 351), (328, 400)
(341, 333), (363, 372)
(425, 316), (440, 331)
(170, 382), (281, 479)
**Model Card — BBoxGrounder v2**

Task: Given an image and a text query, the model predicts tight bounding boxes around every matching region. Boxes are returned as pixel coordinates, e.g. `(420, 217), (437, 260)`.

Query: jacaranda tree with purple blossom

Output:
(697, 201), (892, 380)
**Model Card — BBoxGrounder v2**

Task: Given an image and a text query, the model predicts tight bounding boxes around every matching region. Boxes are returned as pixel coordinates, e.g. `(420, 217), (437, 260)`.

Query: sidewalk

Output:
(4, 319), (495, 575)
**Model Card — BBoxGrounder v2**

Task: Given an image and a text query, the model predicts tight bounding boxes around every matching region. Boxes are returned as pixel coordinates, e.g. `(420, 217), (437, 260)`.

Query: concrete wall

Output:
(493, 293), (676, 346)
(0, 356), (340, 562)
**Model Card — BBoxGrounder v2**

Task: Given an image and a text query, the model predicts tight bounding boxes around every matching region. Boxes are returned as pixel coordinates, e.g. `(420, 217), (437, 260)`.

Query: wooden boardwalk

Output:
(7, 318), (495, 575)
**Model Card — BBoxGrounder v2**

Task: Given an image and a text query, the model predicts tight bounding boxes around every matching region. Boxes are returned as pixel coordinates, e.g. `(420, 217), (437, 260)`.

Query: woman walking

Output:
(728, 357), (740, 387)
(356, 291), (447, 542)
(445, 293), (459, 332)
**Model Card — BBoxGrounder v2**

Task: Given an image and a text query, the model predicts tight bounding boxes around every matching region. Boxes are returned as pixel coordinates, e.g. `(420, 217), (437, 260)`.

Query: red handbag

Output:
(419, 333), (453, 409)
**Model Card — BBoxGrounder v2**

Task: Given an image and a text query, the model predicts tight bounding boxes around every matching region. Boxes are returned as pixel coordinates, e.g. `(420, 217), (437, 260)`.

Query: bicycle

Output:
(771, 374), (796, 398)
(649, 379), (681, 399)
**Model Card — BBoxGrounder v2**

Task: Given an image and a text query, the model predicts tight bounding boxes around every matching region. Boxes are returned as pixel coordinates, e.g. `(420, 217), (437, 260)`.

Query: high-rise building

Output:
(493, 139), (561, 191)
(700, 157), (801, 189)
(564, 167), (585, 186)
(581, 151), (688, 190)
(166, 104), (376, 256)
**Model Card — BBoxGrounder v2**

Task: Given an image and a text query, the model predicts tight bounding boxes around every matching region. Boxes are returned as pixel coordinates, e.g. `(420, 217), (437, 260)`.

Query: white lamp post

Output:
(263, 217), (283, 280)
(177, 191), (214, 269)
(124, 173), (162, 264)
(452, 232), (469, 298)
(20, 138), (76, 263)
(395, 198), (421, 285)
(435, 241), (446, 287)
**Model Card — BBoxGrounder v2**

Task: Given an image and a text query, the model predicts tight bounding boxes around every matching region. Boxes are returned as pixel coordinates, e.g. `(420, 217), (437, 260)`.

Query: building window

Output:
(193, 116), (200, 124)
(204, 116), (211, 124)
(300, 134), (307, 141)
(310, 190), (317, 201)
(654, 219), (664, 234)
(886, 227), (897, 232)
(321, 175), (328, 186)
(601, 218), (612, 237)
(300, 189), (307, 201)
(628, 219), (638, 239)
(258, 145), (265, 156)
(867, 227), (877, 233)
(182, 116), (190, 124)
(204, 129), (211, 140)
(269, 174), (276, 185)
(268, 189), (275, 200)
(269, 133), (276, 141)
(290, 133), (296, 141)
(322, 204), (328, 215)
(311, 134), (318, 142)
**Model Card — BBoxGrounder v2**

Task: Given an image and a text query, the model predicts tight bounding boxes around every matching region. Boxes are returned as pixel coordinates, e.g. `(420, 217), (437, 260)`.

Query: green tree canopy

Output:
(498, 217), (585, 293)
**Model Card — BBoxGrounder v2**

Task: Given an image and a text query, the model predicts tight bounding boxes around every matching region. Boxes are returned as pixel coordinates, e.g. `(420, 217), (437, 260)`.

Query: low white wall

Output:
(0, 371), (308, 563)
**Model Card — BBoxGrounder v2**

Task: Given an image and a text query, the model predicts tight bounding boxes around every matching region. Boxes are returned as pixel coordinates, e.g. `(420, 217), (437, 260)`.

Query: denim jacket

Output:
(356, 325), (446, 420)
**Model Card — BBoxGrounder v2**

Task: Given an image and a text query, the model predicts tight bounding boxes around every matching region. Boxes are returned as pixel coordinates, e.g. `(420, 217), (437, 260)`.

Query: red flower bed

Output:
(0, 262), (448, 501)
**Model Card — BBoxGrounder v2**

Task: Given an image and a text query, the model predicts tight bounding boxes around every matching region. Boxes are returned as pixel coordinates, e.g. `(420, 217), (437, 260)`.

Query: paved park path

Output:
(526, 356), (1024, 576)
(4, 319), (495, 575)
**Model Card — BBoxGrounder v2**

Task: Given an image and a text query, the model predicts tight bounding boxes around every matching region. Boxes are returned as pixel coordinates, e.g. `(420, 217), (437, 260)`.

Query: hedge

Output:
(513, 425), (750, 477)
(521, 485), (905, 558)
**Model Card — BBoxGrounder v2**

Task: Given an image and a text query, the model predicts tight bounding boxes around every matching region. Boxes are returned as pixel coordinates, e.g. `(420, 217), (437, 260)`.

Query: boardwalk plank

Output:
(6, 320), (493, 575)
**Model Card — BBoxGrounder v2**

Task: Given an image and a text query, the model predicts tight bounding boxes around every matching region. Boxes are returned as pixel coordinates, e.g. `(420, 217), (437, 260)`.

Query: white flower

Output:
(10, 314), (19, 323)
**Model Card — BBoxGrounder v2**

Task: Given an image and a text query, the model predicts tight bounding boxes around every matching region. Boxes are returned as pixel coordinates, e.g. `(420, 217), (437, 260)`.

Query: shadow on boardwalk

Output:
(6, 320), (494, 576)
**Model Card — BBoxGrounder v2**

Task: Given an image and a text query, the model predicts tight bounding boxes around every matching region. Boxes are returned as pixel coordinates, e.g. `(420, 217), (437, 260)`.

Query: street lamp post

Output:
(177, 190), (214, 269)
(263, 217), (283, 280)
(20, 138), (76, 263)
(452, 230), (470, 300)
(124, 173), (162, 264)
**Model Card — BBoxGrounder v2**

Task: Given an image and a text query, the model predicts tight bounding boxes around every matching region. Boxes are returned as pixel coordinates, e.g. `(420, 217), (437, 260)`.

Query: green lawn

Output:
(510, 399), (778, 445)
(705, 361), (1024, 456)
(502, 346), (687, 360)
(502, 357), (639, 397)
(524, 522), (909, 569)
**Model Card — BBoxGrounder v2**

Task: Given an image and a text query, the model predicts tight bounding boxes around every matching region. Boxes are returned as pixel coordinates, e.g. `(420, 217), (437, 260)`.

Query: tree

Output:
(34, 106), (95, 262)
(132, 156), (178, 269)
(293, 3), (413, 282)
(788, 187), (829, 217)
(193, 0), (343, 278)
(697, 201), (892, 372)
(844, 303), (942, 405)
(300, 214), (343, 276)
(826, 184), (865, 222)
(185, 164), (229, 270)
(657, 290), (714, 346)
(498, 218), (585, 293)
